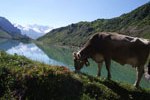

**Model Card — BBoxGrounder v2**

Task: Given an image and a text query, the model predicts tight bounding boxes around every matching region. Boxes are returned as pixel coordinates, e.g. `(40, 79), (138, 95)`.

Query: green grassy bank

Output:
(0, 51), (150, 100)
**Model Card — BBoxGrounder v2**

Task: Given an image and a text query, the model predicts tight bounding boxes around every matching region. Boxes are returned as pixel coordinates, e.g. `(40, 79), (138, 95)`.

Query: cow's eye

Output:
(79, 61), (82, 63)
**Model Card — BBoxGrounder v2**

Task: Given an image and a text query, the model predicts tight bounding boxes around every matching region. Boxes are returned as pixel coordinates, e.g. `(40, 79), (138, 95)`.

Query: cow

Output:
(73, 32), (150, 88)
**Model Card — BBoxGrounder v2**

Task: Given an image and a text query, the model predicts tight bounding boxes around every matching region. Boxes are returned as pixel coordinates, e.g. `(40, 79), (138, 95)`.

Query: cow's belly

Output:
(126, 58), (138, 66)
(113, 57), (138, 67)
(92, 54), (104, 63)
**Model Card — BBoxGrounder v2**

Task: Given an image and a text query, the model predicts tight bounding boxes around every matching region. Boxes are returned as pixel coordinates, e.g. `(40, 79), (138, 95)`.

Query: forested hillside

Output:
(38, 2), (150, 46)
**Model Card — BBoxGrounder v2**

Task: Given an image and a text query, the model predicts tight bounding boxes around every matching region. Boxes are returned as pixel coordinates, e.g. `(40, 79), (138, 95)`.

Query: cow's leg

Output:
(97, 62), (103, 77)
(134, 66), (144, 88)
(105, 58), (111, 80)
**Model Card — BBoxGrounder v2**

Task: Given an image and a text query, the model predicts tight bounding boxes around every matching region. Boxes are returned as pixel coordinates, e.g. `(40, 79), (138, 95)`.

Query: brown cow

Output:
(73, 32), (150, 88)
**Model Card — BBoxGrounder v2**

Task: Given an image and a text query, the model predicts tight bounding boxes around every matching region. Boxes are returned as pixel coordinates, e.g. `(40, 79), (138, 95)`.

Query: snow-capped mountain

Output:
(15, 24), (53, 39)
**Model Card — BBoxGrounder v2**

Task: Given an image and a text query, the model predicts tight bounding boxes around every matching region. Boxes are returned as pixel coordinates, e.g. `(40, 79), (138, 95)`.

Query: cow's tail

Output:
(144, 63), (150, 81)
(144, 62), (150, 81)
(148, 43), (150, 75)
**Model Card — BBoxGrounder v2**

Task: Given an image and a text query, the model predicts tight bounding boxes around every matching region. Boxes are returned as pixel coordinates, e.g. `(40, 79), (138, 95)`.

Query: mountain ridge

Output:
(0, 17), (30, 40)
(38, 2), (150, 46)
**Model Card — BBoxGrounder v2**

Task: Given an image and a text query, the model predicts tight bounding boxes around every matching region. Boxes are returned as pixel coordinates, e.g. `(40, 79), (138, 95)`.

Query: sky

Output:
(0, 0), (149, 28)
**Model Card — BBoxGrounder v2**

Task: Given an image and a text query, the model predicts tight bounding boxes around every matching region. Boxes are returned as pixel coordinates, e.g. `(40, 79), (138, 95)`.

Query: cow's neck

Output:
(78, 45), (92, 60)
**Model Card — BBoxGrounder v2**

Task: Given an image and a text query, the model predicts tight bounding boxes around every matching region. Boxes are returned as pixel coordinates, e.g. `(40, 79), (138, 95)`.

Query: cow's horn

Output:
(85, 60), (90, 66)
(73, 52), (76, 56)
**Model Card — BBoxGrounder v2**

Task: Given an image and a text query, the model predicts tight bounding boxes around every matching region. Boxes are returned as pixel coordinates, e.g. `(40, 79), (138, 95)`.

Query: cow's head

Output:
(73, 52), (90, 72)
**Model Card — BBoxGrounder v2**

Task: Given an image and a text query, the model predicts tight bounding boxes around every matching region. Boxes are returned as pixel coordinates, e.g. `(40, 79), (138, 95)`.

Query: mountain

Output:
(0, 17), (29, 40)
(15, 24), (53, 39)
(38, 2), (150, 46)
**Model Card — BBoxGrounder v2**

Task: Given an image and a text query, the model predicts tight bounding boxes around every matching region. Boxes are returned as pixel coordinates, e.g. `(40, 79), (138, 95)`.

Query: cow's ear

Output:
(73, 52), (77, 59)
(73, 52), (81, 59)
(72, 52), (77, 56)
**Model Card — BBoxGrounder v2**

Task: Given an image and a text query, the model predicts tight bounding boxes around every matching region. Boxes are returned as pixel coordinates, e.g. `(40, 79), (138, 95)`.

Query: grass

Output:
(0, 51), (150, 100)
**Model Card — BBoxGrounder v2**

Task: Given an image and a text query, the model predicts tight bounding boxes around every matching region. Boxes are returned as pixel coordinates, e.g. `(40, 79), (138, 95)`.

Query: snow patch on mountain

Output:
(14, 24), (53, 39)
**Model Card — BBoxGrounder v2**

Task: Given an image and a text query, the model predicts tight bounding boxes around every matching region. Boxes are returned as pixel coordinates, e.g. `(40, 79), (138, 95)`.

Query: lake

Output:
(0, 39), (150, 88)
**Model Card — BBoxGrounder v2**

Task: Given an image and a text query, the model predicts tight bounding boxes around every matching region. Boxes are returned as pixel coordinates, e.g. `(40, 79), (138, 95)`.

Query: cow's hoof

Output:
(133, 83), (137, 87)
(107, 76), (111, 80)
(107, 77), (111, 80)
(96, 75), (100, 77)
(96, 73), (101, 77)
(133, 83), (141, 89)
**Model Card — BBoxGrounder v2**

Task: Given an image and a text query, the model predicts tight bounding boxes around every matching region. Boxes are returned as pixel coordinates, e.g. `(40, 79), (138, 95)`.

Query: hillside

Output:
(0, 17), (30, 40)
(38, 2), (150, 46)
(0, 51), (150, 100)
(0, 29), (11, 39)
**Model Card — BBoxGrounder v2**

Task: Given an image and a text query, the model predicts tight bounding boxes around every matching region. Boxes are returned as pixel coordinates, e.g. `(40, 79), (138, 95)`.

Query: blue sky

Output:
(0, 0), (149, 28)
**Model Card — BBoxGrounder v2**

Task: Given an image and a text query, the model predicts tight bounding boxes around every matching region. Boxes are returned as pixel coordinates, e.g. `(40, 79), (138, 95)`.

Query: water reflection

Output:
(0, 39), (67, 67)
(36, 44), (74, 69)
(0, 39), (20, 51)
